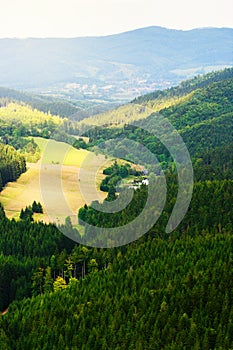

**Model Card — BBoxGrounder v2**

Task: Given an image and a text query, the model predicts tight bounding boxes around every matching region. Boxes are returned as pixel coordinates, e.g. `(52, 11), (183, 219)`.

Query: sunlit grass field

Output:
(0, 138), (111, 224)
(34, 137), (90, 166)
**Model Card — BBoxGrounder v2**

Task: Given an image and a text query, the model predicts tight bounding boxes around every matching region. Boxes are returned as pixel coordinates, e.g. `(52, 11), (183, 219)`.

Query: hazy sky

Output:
(0, 0), (232, 38)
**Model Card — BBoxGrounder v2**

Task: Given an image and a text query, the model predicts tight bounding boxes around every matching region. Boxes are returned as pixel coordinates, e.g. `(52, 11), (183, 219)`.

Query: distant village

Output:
(62, 79), (172, 103)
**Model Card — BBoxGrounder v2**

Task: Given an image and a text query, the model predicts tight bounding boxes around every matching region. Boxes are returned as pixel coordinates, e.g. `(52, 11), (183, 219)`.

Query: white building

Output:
(142, 179), (149, 186)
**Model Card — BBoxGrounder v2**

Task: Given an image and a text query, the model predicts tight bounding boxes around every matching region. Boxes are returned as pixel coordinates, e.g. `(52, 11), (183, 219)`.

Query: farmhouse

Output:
(142, 178), (149, 185)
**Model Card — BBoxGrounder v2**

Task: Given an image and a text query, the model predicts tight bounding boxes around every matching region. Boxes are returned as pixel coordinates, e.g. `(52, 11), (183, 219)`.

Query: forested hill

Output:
(0, 101), (79, 147)
(0, 87), (79, 118)
(81, 68), (233, 181)
(77, 67), (233, 128)
(137, 68), (233, 180)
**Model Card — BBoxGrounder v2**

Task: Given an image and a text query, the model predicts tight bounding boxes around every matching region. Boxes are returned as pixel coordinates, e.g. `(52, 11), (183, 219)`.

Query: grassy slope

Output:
(0, 138), (110, 224)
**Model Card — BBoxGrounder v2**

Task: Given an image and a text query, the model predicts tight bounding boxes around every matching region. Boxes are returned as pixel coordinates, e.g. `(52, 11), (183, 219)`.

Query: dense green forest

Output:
(0, 171), (232, 348)
(0, 175), (232, 349)
(1, 234), (233, 350)
(0, 143), (26, 191)
(0, 68), (232, 349)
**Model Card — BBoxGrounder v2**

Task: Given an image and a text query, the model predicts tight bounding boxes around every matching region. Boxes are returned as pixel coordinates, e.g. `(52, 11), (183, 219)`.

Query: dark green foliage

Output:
(79, 183), (148, 230)
(19, 207), (33, 222)
(0, 203), (6, 220)
(79, 177), (232, 239)
(0, 177), (232, 349)
(0, 206), (77, 310)
(1, 231), (233, 349)
(73, 138), (88, 149)
(106, 186), (117, 202)
(32, 201), (43, 214)
(100, 161), (132, 192)
(20, 202), (43, 222)
(160, 78), (233, 130)
(193, 142), (233, 180)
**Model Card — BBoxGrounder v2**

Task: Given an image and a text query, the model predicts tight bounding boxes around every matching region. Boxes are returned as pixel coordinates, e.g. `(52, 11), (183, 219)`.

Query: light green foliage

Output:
(77, 97), (182, 130)
(0, 102), (62, 128)
(53, 276), (67, 292)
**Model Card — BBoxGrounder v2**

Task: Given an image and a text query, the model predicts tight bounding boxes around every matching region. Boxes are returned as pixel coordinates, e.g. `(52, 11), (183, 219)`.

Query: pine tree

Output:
(44, 267), (53, 293)
(31, 267), (44, 296)
(32, 201), (43, 214)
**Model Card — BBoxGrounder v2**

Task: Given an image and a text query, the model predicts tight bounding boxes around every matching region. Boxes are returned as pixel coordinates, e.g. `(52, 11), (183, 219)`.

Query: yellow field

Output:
(33, 137), (90, 166)
(0, 138), (112, 225)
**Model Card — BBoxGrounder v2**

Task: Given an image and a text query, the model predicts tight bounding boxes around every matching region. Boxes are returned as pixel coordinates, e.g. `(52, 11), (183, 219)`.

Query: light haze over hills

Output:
(0, 26), (232, 103)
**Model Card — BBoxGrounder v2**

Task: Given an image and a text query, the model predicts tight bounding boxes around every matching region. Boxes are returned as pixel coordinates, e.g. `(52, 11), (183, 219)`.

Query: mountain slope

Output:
(77, 67), (233, 127)
(81, 68), (233, 180)
(0, 27), (232, 102)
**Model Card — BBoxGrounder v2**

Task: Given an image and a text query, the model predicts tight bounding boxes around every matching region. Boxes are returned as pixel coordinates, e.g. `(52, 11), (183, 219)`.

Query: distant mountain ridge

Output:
(0, 26), (232, 102)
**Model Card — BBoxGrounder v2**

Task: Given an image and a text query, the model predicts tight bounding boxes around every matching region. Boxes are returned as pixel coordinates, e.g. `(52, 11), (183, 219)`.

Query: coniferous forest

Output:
(0, 68), (232, 349)
(0, 144), (26, 191)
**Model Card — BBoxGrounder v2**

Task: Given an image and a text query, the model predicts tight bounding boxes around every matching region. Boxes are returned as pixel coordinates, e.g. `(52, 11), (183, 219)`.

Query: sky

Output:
(0, 0), (232, 38)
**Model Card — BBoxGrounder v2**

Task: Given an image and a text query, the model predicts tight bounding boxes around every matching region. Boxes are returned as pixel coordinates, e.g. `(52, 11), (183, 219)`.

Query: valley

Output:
(0, 56), (232, 348)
